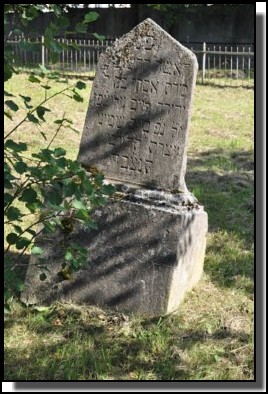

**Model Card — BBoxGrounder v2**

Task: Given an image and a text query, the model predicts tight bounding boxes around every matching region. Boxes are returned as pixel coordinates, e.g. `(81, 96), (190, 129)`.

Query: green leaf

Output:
(70, 42), (81, 50)
(63, 200), (71, 210)
(39, 273), (47, 281)
(5, 100), (19, 112)
(43, 221), (56, 234)
(69, 161), (81, 173)
(4, 61), (14, 82)
(36, 106), (51, 121)
(50, 51), (59, 64)
(74, 208), (89, 221)
(4, 304), (11, 314)
(95, 173), (105, 185)
(51, 40), (63, 53)
(66, 125), (80, 134)
(38, 64), (49, 74)
(4, 267), (17, 281)
(19, 94), (33, 109)
(51, 4), (62, 17)
(84, 12), (99, 23)
(4, 193), (13, 206)
(65, 251), (73, 261)
(19, 41), (40, 53)
(26, 228), (36, 236)
(46, 191), (62, 206)
(4, 90), (15, 97)
(47, 71), (60, 80)
(31, 246), (43, 256)
(57, 15), (70, 29)
(15, 280), (25, 292)
(6, 233), (19, 245)
(4, 179), (13, 190)
(73, 199), (87, 210)
(5, 139), (27, 152)
(83, 181), (94, 195)
(35, 148), (53, 161)
(12, 225), (23, 235)
(75, 81), (86, 90)
(27, 113), (40, 124)
(73, 93), (83, 103)
(64, 181), (77, 197)
(102, 184), (116, 196)
(33, 306), (50, 312)
(42, 165), (58, 178)
(28, 75), (41, 83)
(54, 119), (63, 125)
(6, 207), (21, 221)
(84, 220), (98, 230)
(59, 42), (69, 50)
(75, 22), (87, 33)
(26, 201), (41, 213)
(54, 147), (66, 157)
(92, 33), (106, 41)
(19, 188), (38, 204)
(4, 111), (12, 120)
(14, 161), (28, 174)
(41, 85), (52, 90)
(16, 237), (31, 250)
(24, 5), (39, 20)
(56, 157), (67, 168)
(19, 94), (31, 102)
(4, 163), (17, 188)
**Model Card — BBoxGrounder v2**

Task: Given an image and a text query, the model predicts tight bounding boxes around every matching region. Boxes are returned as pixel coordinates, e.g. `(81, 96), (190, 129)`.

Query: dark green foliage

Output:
(4, 5), (113, 309)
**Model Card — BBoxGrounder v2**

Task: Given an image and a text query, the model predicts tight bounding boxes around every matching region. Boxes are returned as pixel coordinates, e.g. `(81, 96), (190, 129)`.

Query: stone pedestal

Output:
(21, 191), (208, 316)
(21, 19), (208, 316)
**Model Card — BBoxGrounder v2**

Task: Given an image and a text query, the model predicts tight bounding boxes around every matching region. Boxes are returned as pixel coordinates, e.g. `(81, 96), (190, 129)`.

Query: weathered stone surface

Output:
(21, 198), (208, 316)
(78, 18), (198, 192)
(21, 19), (208, 316)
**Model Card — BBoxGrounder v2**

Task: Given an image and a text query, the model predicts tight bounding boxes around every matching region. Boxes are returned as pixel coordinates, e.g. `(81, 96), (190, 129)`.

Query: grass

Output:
(4, 74), (254, 381)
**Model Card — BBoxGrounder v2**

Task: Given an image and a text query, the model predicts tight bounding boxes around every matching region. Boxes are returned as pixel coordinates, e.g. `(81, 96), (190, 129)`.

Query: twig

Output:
(47, 111), (66, 149)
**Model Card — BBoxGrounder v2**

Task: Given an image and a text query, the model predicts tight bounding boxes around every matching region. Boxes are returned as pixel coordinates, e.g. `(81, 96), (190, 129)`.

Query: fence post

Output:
(248, 46), (251, 79)
(202, 42), (206, 84)
(41, 36), (45, 67)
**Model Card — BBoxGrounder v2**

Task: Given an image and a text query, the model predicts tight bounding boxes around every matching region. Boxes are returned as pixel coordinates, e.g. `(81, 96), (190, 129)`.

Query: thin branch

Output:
(4, 210), (64, 257)
(4, 85), (75, 140)
(47, 111), (66, 149)
(5, 261), (49, 270)
(18, 211), (64, 239)
(12, 227), (44, 269)
(5, 151), (40, 164)
(4, 174), (31, 213)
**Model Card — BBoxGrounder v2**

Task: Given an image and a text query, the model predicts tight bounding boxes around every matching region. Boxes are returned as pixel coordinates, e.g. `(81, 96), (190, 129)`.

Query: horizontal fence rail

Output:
(186, 42), (254, 87)
(7, 36), (254, 87)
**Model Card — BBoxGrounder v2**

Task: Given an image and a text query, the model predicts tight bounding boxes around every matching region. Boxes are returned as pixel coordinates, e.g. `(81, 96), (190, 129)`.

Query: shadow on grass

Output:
(186, 148), (254, 292)
(4, 308), (253, 381)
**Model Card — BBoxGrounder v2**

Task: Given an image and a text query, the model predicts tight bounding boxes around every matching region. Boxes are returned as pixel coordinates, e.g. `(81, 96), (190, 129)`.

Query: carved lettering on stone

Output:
(78, 18), (198, 191)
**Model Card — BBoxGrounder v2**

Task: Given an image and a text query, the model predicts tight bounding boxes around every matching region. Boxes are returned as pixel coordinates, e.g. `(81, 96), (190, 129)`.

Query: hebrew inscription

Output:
(78, 18), (198, 191)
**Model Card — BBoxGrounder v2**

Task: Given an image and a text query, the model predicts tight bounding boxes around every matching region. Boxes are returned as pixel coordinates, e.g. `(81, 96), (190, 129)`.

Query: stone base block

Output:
(21, 198), (208, 316)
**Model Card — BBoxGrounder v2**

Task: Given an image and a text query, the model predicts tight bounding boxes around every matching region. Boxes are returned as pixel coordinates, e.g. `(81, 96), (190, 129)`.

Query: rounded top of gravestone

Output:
(78, 18), (198, 192)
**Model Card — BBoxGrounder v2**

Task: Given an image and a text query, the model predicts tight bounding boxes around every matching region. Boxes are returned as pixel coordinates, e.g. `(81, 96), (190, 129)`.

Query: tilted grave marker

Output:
(22, 19), (208, 316)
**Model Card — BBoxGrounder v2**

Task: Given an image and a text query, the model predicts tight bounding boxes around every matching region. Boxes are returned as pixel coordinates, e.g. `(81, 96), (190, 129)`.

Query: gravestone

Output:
(78, 18), (196, 193)
(21, 19), (208, 316)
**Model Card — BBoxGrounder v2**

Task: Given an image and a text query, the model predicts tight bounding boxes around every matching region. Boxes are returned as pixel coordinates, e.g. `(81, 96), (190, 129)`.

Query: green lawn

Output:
(4, 74), (254, 381)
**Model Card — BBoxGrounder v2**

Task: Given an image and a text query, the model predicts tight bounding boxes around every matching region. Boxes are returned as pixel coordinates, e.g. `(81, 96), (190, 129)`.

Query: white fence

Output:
(187, 42), (254, 87)
(8, 36), (254, 87)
